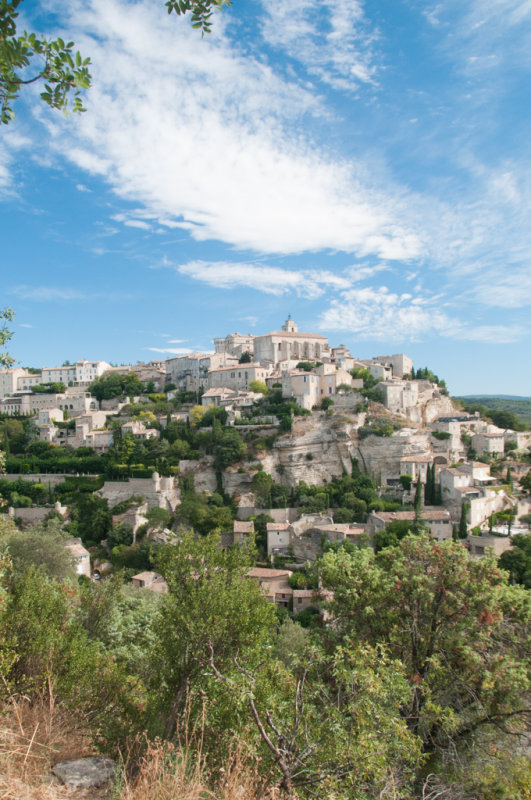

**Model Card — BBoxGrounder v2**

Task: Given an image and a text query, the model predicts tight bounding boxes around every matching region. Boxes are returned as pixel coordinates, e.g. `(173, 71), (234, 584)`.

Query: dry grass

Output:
(118, 737), (275, 800)
(0, 691), (93, 800)
(0, 696), (277, 800)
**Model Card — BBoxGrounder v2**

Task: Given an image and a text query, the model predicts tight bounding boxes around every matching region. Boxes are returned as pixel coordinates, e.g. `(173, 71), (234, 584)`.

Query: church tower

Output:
(281, 315), (298, 333)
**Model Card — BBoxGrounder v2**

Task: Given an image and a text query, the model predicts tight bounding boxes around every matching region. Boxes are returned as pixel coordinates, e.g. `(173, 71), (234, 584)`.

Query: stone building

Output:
(253, 317), (330, 365)
(213, 332), (255, 359)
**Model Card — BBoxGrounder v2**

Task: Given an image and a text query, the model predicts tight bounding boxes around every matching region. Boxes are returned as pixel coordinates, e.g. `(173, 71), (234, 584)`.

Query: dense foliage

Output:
(0, 530), (529, 799)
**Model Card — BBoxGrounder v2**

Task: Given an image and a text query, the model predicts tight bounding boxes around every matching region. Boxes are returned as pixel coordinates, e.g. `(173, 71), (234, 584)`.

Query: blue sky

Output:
(1, 0), (530, 395)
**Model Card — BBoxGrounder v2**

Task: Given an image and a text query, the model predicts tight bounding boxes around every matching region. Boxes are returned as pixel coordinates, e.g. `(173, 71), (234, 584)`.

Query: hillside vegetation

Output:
(455, 396), (531, 426)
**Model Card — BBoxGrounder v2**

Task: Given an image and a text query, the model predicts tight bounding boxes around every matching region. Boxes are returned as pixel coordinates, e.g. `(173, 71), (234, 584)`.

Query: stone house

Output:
(467, 534), (512, 559)
(233, 520), (254, 545)
(131, 571), (168, 593)
(399, 453), (432, 484)
(362, 361), (392, 381)
(208, 363), (270, 392)
(314, 363), (354, 397)
(267, 522), (292, 556)
(293, 589), (320, 614)
(213, 332), (255, 359)
(122, 420), (159, 439)
(247, 567), (293, 607)
(367, 508), (452, 541)
(165, 352), (238, 393)
(472, 431), (505, 456)
(281, 370), (320, 410)
(201, 387), (238, 407)
(374, 354), (413, 378)
(65, 538), (91, 578)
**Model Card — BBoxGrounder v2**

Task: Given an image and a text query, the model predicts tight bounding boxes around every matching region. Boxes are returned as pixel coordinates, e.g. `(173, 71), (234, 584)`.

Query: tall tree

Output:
(459, 502), (468, 539)
(150, 530), (275, 738)
(320, 536), (531, 786)
(0, 307), (14, 367)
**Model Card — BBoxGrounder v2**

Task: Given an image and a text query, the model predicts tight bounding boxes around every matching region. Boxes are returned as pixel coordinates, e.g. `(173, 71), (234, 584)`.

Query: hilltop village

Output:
(1, 317), (531, 800)
(1, 316), (530, 599)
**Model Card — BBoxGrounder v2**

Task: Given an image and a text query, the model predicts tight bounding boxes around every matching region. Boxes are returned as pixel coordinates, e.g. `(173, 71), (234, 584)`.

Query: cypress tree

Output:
(459, 503), (468, 539)
(413, 478), (425, 534)
(424, 465), (431, 505)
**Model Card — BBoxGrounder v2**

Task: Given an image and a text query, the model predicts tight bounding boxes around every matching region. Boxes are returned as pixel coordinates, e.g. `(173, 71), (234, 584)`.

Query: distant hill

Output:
(454, 396), (531, 426)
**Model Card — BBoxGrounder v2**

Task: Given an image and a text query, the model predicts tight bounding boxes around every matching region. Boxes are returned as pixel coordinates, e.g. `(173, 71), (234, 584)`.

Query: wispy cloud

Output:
(260, 0), (379, 90)
(318, 285), (525, 343)
(9, 285), (136, 302)
(124, 219), (152, 230)
(34, 0), (420, 259)
(19, 323), (33, 328)
(178, 260), (353, 299)
(144, 347), (193, 355)
(10, 285), (92, 301)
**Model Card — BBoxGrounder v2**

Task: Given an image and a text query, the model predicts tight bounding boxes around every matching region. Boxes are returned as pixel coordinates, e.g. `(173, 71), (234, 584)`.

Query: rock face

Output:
(263, 414), (352, 487)
(179, 458), (218, 493)
(97, 472), (180, 511)
(52, 757), (116, 789)
(356, 428), (432, 484)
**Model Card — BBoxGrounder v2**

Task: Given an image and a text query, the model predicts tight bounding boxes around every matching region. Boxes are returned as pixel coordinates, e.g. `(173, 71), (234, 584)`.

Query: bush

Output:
(432, 431), (451, 441)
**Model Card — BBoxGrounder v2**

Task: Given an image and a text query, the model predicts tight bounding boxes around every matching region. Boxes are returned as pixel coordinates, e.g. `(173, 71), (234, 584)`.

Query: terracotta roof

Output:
(247, 568), (292, 579)
(256, 331), (328, 340)
(400, 454), (432, 463)
(372, 508), (451, 522)
(132, 571), (160, 582)
(209, 363), (264, 372)
(234, 521), (254, 533)
(266, 522), (291, 531)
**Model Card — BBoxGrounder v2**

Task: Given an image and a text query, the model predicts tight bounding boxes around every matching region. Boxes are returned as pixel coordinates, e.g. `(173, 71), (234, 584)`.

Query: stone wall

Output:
(97, 473), (180, 511)
(8, 506), (50, 525)
(2, 473), (71, 487)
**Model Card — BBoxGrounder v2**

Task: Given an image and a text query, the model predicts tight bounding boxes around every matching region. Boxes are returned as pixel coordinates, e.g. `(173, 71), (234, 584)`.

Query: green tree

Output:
(459, 501), (469, 539)
(213, 428), (246, 469)
(0, 306), (14, 367)
(150, 530), (276, 738)
(399, 473), (412, 491)
(251, 470), (272, 507)
(4, 518), (76, 581)
(238, 350), (252, 363)
(1, 1), (233, 125)
(248, 379), (268, 395)
(165, 0), (232, 34)
(320, 536), (531, 784)
(0, 1), (91, 124)
(499, 534), (531, 589)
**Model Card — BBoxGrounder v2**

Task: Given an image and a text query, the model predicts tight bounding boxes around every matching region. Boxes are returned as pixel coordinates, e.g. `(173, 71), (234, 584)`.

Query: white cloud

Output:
(319, 286), (455, 341)
(424, 0), (531, 72)
(10, 285), (91, 301)
(34, 0), (420, 259)
(260, 0), (378, 90)
(19, 323), (33, 328)
(318, 285), (525, 343)
(144, 347), (193, 354)
(76, 183), (91, 192)
(178, 260), (353, 299)
(124, 219), (151, 230)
